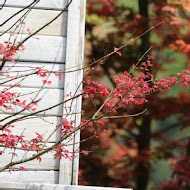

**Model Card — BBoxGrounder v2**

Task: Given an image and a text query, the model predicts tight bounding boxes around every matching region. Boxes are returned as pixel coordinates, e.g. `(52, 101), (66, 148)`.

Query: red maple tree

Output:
(79, 1), (190, 190)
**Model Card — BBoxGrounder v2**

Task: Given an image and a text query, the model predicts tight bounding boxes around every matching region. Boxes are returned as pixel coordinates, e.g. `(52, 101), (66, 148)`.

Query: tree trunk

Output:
(138, 0), (150, 54)
(185, 139), (190, 190)
(135, 1), (151, 190)
(136, 115), (151, 190)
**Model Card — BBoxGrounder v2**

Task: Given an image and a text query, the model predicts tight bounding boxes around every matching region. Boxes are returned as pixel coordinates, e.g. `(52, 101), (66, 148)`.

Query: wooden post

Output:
(58, 0), (86, 185)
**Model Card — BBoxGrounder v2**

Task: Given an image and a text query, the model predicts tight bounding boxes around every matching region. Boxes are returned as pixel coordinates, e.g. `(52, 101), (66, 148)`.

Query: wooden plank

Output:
(59, 0), (86, 185)
(0, 34), (66, 63)
(0, 114), (61, 142)
(1, 62), (65, 89)
(0, 7), (68, 36)
(0, 147), (59, 170)
(0, 0), (69, 10)
(71, 0), (86, 185)
(0, 87), (64, 115)
(0, 183), (133, 190)
(0, 171), (59, 184)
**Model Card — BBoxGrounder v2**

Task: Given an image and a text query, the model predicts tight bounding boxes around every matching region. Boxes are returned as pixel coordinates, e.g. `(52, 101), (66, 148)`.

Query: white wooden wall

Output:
(0, 0), (86, 186)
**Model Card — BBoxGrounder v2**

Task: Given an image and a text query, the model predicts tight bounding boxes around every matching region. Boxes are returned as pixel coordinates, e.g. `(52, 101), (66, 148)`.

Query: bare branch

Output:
(0, 0), (39, 27)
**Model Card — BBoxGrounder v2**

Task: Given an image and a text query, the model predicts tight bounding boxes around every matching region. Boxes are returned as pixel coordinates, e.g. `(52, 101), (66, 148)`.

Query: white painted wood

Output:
(59, 0), (86, 185)
(0, 87), (64, 115)
(0, 114), (61, 142)
(1, 62), (65, 89)
(0, 171), (59, 184)
(0, 0), (87, 186)
(71, 0), (86, 185)
(0, 183), (133, 190)
(0, 7), (68, 36)
(0, 0), (69, 10)
(0, 34), (66, 63)
(0, 147), (59, 170)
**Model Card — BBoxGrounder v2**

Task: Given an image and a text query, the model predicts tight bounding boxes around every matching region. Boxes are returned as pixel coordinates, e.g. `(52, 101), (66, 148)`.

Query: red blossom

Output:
(81, 150), (89, 155)
(19, 166), (27, 171)
(36, 156), (42, 163)
(54, 152), (64, 160)
(114, 47), (122, 57)
(60, 118), (74, 135)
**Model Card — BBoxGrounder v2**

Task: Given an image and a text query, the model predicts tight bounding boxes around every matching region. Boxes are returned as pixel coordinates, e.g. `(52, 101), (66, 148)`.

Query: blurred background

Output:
(79, 0), (190, 190)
